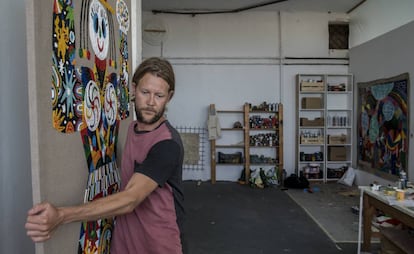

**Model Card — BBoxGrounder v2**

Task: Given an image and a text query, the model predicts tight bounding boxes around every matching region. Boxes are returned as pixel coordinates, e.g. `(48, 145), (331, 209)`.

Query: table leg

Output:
(362, 194), (376, 251)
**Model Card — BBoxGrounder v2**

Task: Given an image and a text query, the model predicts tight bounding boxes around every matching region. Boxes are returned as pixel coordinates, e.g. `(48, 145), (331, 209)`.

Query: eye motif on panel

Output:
(104, 82), (118, 126)
(84, 80), (102, 132)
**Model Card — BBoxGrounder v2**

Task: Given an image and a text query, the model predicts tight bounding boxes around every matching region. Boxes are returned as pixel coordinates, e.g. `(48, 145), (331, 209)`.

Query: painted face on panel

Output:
(134, 73), (171, 126)
(89, 0), (109, 60)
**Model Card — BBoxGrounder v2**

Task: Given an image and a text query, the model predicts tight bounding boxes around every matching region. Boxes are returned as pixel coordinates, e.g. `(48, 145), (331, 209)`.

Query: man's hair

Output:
(132, 57), (175, 96)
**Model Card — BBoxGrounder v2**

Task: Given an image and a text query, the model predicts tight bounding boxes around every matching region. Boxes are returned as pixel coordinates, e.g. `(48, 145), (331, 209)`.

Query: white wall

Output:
(0, 0), (34, 253)
(281, 12), (349, 57)
(349, 0), (414, 47)
(142, 11), (349, 181)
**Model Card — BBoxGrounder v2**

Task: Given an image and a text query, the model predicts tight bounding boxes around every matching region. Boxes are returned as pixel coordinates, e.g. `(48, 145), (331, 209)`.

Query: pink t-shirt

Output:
(111, 120), (184, 254)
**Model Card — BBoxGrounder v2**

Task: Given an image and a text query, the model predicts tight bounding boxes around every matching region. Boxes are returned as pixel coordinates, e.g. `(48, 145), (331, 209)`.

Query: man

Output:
(26, 57), (186, 254)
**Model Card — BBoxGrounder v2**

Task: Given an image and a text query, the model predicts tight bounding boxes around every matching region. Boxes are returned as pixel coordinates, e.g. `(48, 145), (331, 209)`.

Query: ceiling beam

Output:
(151, 0), (288, 16)
(346, 0), (366, 14)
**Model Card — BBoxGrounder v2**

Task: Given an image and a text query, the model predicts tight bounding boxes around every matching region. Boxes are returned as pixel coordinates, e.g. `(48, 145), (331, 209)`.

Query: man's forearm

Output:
(60, 172), (157, 224)
(59, 190), (137, 224)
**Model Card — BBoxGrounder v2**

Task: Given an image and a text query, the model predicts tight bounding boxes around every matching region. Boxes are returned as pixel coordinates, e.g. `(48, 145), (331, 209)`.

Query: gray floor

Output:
(183, 181), (364, 254)
(285, 182), (361, 243)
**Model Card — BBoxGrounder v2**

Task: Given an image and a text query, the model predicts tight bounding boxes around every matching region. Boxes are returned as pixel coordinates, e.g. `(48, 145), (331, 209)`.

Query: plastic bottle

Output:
(400, 170), (407, 189)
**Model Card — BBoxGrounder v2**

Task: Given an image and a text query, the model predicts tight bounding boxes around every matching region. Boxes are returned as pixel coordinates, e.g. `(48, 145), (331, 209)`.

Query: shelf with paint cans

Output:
(247, 102), (283, 186)
(325, 74), (354, 182)
(296, 74), (354, 182)
(209, 102), (283, 184)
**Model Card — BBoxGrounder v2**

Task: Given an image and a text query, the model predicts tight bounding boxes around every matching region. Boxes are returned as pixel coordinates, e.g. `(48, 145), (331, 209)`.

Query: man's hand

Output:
(25, 202), (63, 242)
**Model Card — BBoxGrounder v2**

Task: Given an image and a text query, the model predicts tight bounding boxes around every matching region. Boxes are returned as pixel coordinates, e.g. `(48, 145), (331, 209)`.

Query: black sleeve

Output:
(134, 140), (181, 186)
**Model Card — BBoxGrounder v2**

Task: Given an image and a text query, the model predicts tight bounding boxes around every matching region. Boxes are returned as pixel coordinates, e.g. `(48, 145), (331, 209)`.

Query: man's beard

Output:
(135, 106), (165, 125)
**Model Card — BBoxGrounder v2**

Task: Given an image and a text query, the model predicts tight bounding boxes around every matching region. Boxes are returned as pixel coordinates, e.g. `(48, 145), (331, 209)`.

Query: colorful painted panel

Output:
(50, 0), (131, 253)
(357, 73), (409, 180)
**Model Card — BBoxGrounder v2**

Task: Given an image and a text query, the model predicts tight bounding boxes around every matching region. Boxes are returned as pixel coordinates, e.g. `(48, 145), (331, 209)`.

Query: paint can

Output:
(396, 189), (405, 201)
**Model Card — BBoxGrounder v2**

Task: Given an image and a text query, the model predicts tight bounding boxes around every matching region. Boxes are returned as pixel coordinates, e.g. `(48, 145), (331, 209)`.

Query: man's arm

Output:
(25, 172), (157, 242)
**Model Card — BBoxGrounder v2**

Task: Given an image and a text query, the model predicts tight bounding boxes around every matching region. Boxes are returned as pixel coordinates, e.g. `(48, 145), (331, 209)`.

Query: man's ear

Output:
(168, 90), (174, 101)
(130, 82), (136, 101)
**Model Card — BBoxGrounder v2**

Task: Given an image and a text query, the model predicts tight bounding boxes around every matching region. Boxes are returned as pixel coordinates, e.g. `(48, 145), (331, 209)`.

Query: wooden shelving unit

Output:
(209, 103), (283, 184)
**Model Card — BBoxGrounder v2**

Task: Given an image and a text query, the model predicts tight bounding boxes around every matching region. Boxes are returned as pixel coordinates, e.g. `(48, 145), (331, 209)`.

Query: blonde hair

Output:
(132, 57), (175, 97)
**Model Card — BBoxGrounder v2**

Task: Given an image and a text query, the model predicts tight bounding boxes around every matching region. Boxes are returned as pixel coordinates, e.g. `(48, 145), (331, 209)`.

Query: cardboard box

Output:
(300, 135), (324, 144)
(328, 134), (347, 144)
(300, 117), (324, 126)
(301, 97), (322, 109)
(328, 146), (347, 161)
(301, 81), (324, 91)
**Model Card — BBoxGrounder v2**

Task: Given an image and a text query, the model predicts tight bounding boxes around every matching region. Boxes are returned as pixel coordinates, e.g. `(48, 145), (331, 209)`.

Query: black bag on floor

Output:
(284, 173), (309, 189)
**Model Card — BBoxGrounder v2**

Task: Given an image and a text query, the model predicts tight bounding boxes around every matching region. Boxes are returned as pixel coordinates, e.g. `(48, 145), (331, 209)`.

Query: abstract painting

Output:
(357, 73), (409, 180)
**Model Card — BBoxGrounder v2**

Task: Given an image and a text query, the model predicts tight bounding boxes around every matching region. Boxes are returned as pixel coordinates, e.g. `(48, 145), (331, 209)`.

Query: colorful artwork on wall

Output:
(357, 73), (409, 180)
(51, 0), (131, 253)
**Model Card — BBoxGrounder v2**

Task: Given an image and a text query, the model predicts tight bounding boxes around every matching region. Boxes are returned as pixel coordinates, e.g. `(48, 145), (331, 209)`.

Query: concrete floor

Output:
(183, 181), (368, 254)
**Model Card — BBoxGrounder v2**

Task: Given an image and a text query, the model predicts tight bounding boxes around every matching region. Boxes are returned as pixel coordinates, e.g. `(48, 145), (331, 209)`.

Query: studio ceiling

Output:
(142, 0), (366, 14)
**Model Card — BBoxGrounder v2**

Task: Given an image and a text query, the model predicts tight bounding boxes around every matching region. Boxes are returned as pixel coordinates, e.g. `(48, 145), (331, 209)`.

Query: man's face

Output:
(134, 73), (171, 126)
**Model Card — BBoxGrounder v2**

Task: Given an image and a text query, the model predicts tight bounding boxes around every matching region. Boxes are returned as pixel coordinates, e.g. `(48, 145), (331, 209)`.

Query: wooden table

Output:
(358, 186), (414, 252)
